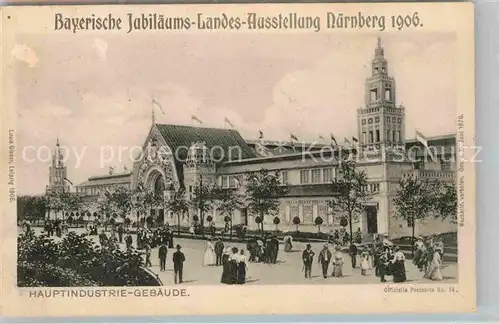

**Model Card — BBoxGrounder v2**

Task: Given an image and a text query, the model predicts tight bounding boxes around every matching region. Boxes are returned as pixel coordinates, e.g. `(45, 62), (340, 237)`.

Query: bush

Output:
(17, 230), (152, 287)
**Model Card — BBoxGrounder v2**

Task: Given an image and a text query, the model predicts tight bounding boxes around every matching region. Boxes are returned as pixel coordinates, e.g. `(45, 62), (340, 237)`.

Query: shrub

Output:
(17, 230), (152, 287)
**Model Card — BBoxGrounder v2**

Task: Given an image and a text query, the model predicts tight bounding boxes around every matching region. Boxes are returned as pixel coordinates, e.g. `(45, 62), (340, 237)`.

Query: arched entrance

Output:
(365, 206), (378, 234)
(145, 169), (167, 227)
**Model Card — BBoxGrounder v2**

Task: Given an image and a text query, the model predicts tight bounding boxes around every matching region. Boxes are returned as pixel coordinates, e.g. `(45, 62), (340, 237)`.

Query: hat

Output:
(306, 243), (312, 248)
(323, 243), (329, 248)
(176, 244), (181, 249)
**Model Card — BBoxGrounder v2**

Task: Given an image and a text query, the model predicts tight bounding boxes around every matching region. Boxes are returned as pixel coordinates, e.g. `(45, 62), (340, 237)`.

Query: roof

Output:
(77, 173), (132, 187)
(155, 124), (256, 161)
(406, 133), (456, 146)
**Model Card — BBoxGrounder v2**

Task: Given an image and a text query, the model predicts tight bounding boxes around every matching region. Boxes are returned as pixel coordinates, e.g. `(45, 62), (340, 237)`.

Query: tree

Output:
(245, 168), (288, 233)
(213, 187), (244, 239)
(165, 188), (189, 236)
(314, 216), (323, 233)
(340, 216), (348, 228)
(273, 216), (281, 231)
(328, 161), (372, 245)
(393, 176), (436, 256)
(17, 195), (47, 225)
(292, 216), (301, 232)
(190, 182), (214, 237)
(433, 182), (457, 223)
(254, 216), (262, 233)
(133, 188), (163, 228)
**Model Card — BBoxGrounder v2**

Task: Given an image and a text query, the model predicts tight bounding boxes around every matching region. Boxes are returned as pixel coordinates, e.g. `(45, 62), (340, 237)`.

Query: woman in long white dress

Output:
(424, 247), (443, 281)
(203, 239), (216, 266)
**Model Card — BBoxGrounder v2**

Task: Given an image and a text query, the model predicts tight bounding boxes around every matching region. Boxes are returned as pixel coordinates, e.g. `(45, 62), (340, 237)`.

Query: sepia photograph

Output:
(1, 3), (475, 317)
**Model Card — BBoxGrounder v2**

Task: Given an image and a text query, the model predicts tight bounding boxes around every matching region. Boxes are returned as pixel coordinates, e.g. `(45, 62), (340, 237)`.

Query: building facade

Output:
(73, 38), (457, 238)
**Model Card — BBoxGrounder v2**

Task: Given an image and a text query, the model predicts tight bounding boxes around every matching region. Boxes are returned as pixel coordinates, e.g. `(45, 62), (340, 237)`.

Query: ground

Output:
(22, 227), (458, 285)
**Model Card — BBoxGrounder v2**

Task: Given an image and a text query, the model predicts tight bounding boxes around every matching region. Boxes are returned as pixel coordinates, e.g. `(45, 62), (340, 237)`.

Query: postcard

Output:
(1, 2), (475, 317)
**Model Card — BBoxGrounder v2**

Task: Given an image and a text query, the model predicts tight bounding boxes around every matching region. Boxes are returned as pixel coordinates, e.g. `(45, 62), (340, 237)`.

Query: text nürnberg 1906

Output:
(54, 12), (425, 34)
(27, 288), (189, 298)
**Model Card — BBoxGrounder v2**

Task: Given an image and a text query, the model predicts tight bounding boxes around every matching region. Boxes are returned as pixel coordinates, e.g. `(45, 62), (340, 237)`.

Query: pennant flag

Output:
(344, 137), (351, 145)
(152, 98), (165, 115)
(123, 165), (128, 172)
(290, 134), (299, 142)
(319, 135), (326, 143)
(415, 130), (428, 148)
(109, 166), (115, 175)
(258, 130), (264, 139)
(63, 177), (73, 185)
(352, 137), (359, 143)
(191, 115), (203, 124)
(330, 134), (338, 146)
(224, 117), (234, 128)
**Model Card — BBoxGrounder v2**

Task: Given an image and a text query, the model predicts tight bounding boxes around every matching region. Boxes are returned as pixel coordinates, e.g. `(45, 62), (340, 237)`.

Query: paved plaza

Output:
(23, 227), (458, 285)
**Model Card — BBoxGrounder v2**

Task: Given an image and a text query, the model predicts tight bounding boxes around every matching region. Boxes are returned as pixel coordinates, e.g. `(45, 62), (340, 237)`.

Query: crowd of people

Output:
(301, 233), (447, 283)
(200, 237), (249, 284)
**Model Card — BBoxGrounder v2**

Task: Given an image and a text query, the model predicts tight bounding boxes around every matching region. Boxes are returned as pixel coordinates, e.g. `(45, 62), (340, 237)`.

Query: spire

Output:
(151, 103), (156, 125)
(56, 135), (60, 147)
(375, 36), (384, 57)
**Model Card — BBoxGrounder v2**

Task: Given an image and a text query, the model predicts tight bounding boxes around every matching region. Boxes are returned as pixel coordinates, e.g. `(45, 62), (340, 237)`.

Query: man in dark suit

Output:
(349, 243), (358, 268)
(302, 244), (315, 279)
(158, 243), (168, 271)
(214, 238), (225, 266)
(173, 244), (186, 284)
(318, 244), (332, 279)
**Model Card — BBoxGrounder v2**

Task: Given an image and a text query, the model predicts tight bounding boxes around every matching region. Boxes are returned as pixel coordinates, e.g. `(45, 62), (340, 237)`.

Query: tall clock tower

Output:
(357, 37), (406, 151)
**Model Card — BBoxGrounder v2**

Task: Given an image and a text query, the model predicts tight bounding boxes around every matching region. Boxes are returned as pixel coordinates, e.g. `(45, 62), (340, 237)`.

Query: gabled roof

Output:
(77, 173), (132, 187)
(155, 124), (256, 161)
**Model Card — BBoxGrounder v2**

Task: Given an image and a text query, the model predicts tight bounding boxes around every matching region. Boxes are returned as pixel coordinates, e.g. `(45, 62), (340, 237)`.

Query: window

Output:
(375, 117), (380, 123)
(323, 168), (333, 183)
(376, 130), (380, 142)
(222, 176), (229, 188)
(386, 117), (391, 122)
(397, 118), (401, 124)
(362, 132), (366, 144)
(311, 169), (321, 183)
(392, 117), (396, 123)
(229, 176), (236, 188)
(368, 118), (373, 124)
(387, 130), (391, 142)
(370, 88), (378, 101)
(369, 131), (374, 143)
(440, 159), (451, 171)
(300, 170), (310, 184)
(362, 119), (366, 125)
(385, 87), (391, 100)
(189, 185), (192, 193)
(397, 131), (401, 142)
(373, 183), (380, 192)
(393, 130), (396, 142)
(280, 171), (288, 185)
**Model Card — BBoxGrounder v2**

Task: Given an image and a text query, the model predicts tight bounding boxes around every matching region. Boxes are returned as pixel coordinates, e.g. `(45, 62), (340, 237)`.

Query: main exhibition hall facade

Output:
(47, 38), (457, 238)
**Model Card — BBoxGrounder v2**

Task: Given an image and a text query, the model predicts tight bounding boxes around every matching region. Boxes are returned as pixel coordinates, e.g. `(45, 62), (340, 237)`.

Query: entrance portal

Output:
(366, 206), (378, 234)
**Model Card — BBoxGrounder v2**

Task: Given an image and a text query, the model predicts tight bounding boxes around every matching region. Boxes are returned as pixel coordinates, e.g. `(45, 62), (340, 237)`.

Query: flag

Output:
(258, 130), (264, 139)
(123, 165), (128, 172)
(224, 117), (234, 128)
(290, 134), (299, 141)
(152, 98), (165, 115)
(191, 115), (203, 124)
(319, 135), (326, 143)
(63, 177), (73, 185)
(415, 130), (428, 148)
(109, 166), (115, 175)
(330, 134), (338, 146)
(352, 137), (359, 143)
(344, 137), (351, 145)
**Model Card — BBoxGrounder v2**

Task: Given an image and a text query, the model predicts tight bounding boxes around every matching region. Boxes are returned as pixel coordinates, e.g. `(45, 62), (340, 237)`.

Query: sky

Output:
(13, 32), (456, 195)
